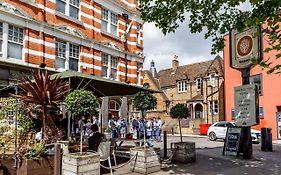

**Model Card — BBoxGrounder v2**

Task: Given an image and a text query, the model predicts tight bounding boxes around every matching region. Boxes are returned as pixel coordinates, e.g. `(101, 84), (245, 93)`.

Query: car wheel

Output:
(209, 132), (217, 141)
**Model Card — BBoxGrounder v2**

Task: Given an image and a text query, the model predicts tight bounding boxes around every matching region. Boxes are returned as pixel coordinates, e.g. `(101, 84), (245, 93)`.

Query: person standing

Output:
(108, 115), (118, 139)
(132, 117), (140, 139)
(92, 116), (99, 125)
(119, 119), (126, 138)
(85, 119), (93, 136)
(145, 117), (153, 147)
(156, 117), (162, 142)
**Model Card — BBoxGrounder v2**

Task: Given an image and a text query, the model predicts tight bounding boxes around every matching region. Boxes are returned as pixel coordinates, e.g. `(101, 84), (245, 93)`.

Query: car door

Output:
(213, 122), (226, 139)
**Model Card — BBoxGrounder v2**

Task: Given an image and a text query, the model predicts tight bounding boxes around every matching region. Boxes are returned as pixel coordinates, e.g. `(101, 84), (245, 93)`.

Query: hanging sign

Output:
(230, 27), (261, 69)
(234, 84), (259, 127)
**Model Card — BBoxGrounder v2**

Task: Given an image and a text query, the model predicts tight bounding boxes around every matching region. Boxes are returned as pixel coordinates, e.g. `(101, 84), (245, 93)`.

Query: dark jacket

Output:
(88, 132), (105, 152)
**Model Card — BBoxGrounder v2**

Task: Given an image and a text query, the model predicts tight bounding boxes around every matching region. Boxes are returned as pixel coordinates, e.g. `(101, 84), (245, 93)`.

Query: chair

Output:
(98, 141), (113, 175)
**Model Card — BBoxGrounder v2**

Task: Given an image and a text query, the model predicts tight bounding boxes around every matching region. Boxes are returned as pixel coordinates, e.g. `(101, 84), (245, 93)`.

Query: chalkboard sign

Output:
(223, 127), (242, 156)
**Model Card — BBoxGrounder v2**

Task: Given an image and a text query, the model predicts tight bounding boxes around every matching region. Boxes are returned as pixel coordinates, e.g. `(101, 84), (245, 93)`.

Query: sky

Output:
(142, 21), (220, 71)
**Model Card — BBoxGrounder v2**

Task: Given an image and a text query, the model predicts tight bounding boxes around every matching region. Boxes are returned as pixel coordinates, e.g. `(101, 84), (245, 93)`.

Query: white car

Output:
(207, 121), (261, 143)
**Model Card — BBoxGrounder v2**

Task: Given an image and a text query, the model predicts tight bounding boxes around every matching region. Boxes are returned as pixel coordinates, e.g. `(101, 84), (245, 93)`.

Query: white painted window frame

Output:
(0, 22), (24, 61)
(56, 0), (80, 19)
(178, 80), (187, 93)
(55, 40), (80, 71)
(101, 8), (118, 36)
(209, 100), (218, 115)
(209, 73), (217, 87)
(101, 53), (119, 80)
(196, 78), (202, 91)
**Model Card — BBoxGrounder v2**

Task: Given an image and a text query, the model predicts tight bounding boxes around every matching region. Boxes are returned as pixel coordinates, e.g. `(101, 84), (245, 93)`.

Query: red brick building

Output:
(0, 0), (144, 86)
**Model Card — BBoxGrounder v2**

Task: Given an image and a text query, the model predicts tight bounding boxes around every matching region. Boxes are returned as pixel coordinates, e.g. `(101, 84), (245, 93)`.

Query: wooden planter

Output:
(0, 159), (16, 175)
(130, 147), (161, 174)
(17, 156), (54, 175)
(171, 142), (196, 163)
(62, 152), (100, 175)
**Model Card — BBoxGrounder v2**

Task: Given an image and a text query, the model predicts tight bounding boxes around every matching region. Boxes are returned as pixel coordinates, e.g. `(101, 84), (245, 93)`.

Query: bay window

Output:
(56, 0), (80, 19)
(101, 8), (118, 36)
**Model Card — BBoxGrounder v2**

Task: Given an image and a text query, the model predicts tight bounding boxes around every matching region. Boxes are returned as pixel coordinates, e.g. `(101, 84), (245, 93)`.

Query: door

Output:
(277, 112), (281, 139)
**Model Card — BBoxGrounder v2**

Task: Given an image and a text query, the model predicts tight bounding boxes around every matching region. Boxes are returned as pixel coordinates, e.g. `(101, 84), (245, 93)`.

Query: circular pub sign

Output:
(236, 35), (253, 58)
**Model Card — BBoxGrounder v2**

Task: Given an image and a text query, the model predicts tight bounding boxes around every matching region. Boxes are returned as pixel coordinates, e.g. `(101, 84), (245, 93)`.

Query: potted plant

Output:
(130, 91), (161, 174)
(170, 103), (195, 163)
(14, 69), (69, 174)
(63, 89), (100, 175)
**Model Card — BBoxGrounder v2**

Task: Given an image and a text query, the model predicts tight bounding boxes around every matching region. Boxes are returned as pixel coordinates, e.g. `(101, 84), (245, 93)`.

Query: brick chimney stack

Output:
(172, 55), (179, 71)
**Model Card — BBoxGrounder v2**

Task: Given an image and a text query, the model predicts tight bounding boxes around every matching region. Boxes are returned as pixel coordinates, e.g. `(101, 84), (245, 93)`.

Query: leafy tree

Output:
(170, 104), (190, 142)
(64, 89), (99, 117)
(140, 0), (281, 73)
(133, 91), (157, 118)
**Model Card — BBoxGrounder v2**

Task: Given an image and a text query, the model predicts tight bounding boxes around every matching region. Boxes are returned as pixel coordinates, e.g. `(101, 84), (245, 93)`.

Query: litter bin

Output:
(199, 124), (212, 135)
(261, 128), (273, 152)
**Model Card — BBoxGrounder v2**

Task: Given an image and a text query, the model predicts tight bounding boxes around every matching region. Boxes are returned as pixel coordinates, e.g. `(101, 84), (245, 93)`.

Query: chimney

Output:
(172, 55), (179, 71)
(150, 60), (157, 78)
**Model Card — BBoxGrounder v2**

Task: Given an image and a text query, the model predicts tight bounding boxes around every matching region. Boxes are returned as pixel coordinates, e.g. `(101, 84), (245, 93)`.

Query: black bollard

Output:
(164, 131), (167, 158)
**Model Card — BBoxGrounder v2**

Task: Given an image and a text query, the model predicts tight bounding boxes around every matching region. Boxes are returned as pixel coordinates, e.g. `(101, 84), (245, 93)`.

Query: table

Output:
(113, 139), (143, 158)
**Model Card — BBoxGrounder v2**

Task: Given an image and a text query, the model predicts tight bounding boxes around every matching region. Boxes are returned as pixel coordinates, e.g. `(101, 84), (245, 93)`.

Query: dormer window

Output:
(178, 80), (187, 93)
(196, 78), (202, 91)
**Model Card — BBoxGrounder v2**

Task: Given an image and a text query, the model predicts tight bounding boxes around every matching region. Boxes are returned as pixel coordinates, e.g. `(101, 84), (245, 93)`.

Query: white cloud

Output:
(143, 21), (220, 70)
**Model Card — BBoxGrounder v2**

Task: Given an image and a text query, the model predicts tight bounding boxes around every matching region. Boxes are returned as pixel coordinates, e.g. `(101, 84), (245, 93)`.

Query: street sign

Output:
(223, 127), (242, 156)
(230, 27), (261, 69)
(234, 84), (259, 126)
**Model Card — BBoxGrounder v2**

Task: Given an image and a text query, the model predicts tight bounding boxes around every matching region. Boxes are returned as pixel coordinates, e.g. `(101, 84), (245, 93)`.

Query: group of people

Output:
(108, 115), (127, 139)
(78, 116), (100, 136)
(131, 116), (163, 147)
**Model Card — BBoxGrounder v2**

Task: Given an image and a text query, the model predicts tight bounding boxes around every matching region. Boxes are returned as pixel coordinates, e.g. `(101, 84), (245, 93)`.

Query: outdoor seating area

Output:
(0, 70), (163, 175)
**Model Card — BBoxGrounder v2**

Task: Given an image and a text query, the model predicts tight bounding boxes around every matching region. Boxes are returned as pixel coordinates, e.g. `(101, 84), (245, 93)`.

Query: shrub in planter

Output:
(170, 104), (195, 163)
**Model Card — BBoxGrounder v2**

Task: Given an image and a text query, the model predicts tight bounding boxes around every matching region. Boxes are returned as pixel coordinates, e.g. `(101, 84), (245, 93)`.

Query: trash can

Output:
(261, 128), (273, 152)
(199, 124), (212, 135)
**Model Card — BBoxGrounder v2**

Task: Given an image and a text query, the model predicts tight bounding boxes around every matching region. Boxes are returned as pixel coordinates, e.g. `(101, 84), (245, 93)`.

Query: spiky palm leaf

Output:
(14, 70), (69, 141)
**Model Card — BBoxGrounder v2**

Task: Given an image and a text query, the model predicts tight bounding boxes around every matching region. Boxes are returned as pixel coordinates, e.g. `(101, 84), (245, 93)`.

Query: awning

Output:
(51, 70), (160, 97)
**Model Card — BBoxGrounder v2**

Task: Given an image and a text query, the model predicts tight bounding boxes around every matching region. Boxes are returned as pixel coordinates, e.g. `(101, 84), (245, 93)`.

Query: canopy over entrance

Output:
(51, 70), (159, 97)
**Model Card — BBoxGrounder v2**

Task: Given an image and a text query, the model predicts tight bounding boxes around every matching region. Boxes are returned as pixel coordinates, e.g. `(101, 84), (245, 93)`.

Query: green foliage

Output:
(64, 89), (99, 117)
(170, 103), (190, 120)
(23, 143), (47, 160)
(133, 91), (157, 112)
(140, 0), (281, 73)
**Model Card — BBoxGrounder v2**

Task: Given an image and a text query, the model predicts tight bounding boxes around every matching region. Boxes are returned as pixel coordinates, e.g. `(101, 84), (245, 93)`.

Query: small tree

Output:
(133, 91), (157, 119)
(64, 89), (98, 154)
(133, 91), (157, 147)
(170, 104), (190, 143)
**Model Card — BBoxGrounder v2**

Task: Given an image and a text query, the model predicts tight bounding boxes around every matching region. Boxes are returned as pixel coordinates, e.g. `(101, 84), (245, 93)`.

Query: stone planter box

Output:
(17, 156), (54, 175)
(130, 147), (161, 174)
(171, 142), (196, 163)
(0, 159), (16, 175)
(62, 152), (100, 175)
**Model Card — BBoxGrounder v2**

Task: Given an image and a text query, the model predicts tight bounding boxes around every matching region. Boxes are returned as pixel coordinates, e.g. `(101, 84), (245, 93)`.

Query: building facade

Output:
(224, 32), (281, 140)
(143, 56), (225, 134)
(0, 0), (145, 123)
(0, 0), (144, 85)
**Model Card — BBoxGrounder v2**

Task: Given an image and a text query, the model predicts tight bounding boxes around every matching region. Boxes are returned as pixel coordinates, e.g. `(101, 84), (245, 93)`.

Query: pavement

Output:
(104, 135), (281, 175)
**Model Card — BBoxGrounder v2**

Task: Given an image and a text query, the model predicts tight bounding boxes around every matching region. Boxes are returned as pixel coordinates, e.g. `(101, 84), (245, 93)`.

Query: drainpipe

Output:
(122, 14), (129, 83)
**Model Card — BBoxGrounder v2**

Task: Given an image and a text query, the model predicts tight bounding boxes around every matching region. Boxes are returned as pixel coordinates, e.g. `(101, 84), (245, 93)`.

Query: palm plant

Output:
(14, 69), (69, 141)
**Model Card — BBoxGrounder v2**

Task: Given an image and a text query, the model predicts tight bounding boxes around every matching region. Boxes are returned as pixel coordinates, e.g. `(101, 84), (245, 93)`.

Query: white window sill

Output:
(55, 11), (83, 26)
(101, 31), (121, 41)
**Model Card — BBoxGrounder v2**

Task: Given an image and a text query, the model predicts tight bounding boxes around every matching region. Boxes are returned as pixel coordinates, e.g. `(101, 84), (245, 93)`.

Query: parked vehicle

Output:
(207, 121), (261, 143)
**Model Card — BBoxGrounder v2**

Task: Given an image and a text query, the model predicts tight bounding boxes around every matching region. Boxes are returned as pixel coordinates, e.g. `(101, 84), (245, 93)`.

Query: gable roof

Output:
(158, 56), (224, 88)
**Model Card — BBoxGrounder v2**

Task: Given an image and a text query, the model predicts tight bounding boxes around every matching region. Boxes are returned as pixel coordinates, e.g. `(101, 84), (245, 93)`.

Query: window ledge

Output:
(55, 11), (83, 26)
(101, 31), (121, 41)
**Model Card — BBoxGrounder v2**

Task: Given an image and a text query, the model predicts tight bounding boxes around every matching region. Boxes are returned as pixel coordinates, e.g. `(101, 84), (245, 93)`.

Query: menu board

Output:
(223, 127), (242, 156)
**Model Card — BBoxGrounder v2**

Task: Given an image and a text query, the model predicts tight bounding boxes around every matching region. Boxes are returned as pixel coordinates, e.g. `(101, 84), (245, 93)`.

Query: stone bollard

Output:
(171, 142), (196, 163)
(62, 152), (100, 175)
(130, 147), (161, 174)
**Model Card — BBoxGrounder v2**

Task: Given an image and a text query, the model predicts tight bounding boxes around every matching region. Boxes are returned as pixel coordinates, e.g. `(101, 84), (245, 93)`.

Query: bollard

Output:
(164, 131), (167, 158)
(54, 144), (62, 175)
